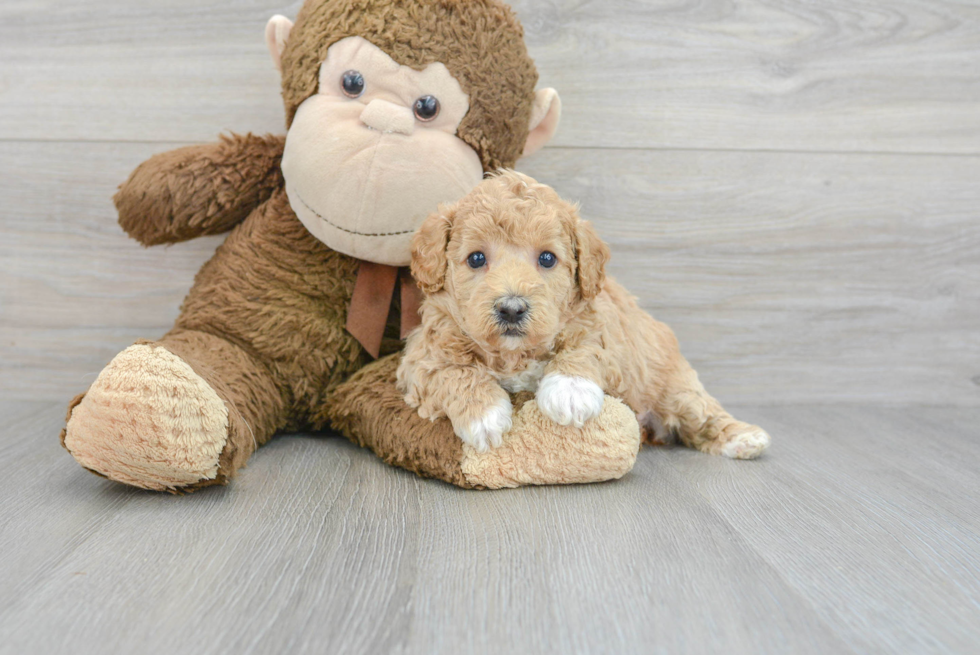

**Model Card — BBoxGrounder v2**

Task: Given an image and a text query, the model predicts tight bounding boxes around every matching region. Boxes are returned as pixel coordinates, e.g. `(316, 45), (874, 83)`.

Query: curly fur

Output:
(398, 171), (772, 458)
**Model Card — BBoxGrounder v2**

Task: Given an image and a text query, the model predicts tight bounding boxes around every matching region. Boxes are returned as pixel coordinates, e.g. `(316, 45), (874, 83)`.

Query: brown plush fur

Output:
(281, 0), (537, 170)
(61, 0), (623, 491)
(398, 172), (771, 459)
(322, 354), (473, 487)
(116, 133), (285, 246)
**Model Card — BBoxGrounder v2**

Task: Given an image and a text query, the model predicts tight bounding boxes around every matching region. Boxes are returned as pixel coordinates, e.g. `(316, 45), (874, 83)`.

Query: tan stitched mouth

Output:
(291, 187), (415, 237)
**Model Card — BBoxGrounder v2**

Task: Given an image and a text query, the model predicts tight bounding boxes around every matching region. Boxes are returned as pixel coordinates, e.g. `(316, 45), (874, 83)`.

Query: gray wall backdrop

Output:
(1, 0), (978, 405)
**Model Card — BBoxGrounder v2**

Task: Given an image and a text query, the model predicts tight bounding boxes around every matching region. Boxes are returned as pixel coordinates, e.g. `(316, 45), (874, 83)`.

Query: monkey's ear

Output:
(411, 208), (456, 294)
(575, 218), (610, 301)
(522, 89), (562, 158)
(265, 15), (294, 73)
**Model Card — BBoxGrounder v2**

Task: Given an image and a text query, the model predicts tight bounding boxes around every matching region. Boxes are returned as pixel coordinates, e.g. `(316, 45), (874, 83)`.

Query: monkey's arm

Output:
(115, 133), (285, 246)
(325, 354), (641, 490)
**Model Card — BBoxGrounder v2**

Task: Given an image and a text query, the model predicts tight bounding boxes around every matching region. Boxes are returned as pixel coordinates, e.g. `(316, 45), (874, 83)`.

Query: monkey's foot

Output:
(62, 344), (230, 491)
(460, 395), (641, 489)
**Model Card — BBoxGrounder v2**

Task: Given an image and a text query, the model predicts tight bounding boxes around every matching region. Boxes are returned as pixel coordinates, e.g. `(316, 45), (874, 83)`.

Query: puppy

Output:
(396, 170), (770, 459)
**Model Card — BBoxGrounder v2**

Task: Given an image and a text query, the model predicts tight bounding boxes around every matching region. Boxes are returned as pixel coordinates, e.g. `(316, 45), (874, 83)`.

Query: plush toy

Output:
(60, 0), (642, 492)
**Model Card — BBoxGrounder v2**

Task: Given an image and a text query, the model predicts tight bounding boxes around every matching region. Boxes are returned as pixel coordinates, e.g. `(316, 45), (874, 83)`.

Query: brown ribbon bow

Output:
(345, 261), (423, 359)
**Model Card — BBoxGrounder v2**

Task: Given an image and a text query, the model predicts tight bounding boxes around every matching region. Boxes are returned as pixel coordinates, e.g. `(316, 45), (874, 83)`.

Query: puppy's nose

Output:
(495, 296), (529, 325)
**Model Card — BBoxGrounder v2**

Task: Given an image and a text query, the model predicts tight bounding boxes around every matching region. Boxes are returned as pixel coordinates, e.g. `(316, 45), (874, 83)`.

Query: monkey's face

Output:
(281, 37), (485, 266)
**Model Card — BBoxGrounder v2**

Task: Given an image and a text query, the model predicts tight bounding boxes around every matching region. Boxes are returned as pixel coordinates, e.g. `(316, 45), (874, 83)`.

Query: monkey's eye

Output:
(341, 70), (365, 98)
(539, 251), (558, 269)
(467, 252), (486, 269)
(413, 95), (440, 122)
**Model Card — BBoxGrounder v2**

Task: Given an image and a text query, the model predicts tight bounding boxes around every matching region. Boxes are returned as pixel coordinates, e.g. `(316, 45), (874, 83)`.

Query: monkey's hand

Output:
(115, 133), (285, 246)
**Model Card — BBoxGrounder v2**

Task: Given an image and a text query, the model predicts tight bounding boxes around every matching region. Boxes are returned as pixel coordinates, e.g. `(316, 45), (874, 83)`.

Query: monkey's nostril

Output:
(495, 296), (529, 325)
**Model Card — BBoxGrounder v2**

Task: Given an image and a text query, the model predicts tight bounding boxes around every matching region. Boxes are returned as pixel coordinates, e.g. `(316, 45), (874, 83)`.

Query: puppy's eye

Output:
(467, 252), (486, 269)
(341, 70), (365, 98)
(413, 95), (440, 121)
(539, 251), (558, 269)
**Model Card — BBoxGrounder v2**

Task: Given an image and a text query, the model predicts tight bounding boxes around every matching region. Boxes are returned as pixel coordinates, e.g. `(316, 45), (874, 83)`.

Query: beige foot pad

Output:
(64, 344), (229, 491)
(461, 396), (641, 489)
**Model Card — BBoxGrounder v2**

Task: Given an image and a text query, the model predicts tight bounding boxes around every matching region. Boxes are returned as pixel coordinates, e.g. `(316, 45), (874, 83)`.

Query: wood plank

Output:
(0, 402), (141, 619)
(669, 404), (980, 654)
(0, 139), (225, 397)
(3, 402), (979, 653)
(2, 141), (977, 405)
(0, 401), (854, 655)
(1, 0), (979, 153)
(521, 147), (980, 407)
(512, 0), (980, 154)
(0, 400), (46, 428)
(393, 454), (850, 655)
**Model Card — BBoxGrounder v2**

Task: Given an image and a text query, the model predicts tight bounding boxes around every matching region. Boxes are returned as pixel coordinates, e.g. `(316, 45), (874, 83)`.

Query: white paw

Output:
(456, 398), (513, 453)
(720, 427), (771, 460)
(535, 373), (605, 428)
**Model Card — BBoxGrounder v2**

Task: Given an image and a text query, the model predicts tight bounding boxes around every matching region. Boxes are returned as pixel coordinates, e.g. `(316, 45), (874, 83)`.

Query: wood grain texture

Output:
(3, 141), (977, 404)
(1, 401), (978, 654)
(511, 0), (980, 154)
(1, 0), (979, 153)
(672, 404), (980, 654)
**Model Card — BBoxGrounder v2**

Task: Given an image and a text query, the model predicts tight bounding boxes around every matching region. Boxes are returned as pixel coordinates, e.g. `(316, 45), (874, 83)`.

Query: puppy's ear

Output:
(411, 207), (455, 293)
(575, 218), (610, 300)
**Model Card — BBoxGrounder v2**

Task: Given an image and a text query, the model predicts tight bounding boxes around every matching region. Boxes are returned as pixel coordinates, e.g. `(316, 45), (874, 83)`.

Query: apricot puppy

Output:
(396, 171), (770, 458)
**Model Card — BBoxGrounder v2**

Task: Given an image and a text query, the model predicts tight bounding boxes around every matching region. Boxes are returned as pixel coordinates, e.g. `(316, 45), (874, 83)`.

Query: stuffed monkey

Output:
(60, 0), (642, 492)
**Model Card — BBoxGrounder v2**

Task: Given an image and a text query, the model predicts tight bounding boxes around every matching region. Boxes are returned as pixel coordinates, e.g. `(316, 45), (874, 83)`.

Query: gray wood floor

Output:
(1, 401), (978, 654)
(2, 0), (979, 653)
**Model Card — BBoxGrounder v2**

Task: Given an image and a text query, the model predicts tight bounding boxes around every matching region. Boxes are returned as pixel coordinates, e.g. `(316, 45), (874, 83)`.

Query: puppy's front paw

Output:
(535, 373), (605, 428)
(455, 398), (513, 452)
